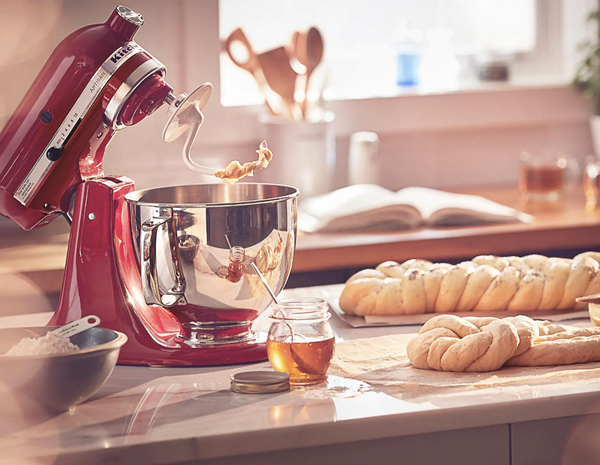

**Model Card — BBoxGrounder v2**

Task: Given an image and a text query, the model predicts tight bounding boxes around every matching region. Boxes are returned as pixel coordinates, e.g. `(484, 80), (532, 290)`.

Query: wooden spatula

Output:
(224, 28), (281, 115)
(257, 46), (302, 120)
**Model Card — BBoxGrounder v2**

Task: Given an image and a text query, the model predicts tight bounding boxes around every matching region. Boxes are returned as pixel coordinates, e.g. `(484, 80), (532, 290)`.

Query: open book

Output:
(298, 185), (533, 233)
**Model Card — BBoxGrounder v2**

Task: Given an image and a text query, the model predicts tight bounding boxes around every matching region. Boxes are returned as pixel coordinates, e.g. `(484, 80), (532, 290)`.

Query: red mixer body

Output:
(48, 177), (267, 366)
(0, 6), (268, 366)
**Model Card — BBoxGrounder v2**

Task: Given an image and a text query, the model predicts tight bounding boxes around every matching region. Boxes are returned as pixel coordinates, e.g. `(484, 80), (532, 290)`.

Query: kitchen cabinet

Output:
(511, 414), (598, 465)
(184, 425), (510, 465)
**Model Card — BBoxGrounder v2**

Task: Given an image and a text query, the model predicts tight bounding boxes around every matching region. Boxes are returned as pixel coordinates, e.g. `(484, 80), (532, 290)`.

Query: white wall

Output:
(0, 0), (595, 195)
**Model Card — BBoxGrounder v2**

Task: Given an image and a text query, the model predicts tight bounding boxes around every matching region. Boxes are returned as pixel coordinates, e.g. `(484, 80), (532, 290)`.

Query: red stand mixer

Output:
(0, 6), (298, 366)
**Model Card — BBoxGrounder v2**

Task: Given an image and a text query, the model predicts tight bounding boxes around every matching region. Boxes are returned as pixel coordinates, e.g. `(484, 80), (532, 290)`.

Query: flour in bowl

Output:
(5, 331), (79, 356)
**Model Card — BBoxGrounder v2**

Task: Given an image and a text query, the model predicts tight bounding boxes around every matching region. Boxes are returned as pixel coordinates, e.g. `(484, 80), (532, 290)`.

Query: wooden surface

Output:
(1, 185), (600, 297)
(294, 184), (600, 272)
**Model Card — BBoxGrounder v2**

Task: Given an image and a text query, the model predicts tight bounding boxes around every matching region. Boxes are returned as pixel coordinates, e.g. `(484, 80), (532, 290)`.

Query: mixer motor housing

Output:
(0, 6), (172, 230)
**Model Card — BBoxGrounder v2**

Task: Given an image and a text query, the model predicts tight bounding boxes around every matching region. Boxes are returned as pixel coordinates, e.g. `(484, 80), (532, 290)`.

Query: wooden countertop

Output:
(1, 185), (599, 296)
(294, 185), (600, 271)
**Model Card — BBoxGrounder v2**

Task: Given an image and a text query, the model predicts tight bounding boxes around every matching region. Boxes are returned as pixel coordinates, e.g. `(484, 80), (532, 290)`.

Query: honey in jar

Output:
(227, 246), (245, 283)
(267, 298), (335, 386)
(267, 338), (335, 385)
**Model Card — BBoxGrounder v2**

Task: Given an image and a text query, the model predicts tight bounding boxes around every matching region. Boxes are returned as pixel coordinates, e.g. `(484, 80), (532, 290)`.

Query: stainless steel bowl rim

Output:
(124, 183), (299, 208)
(0, 328), (128, 360)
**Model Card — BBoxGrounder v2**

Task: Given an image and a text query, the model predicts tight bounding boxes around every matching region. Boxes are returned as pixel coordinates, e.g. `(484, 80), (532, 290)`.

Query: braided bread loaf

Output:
(340, 252), (600, 316)
(407, 314), (600, 372)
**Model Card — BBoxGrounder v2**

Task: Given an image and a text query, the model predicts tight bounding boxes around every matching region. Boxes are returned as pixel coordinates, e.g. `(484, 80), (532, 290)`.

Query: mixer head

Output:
(0, 6), (212, 230)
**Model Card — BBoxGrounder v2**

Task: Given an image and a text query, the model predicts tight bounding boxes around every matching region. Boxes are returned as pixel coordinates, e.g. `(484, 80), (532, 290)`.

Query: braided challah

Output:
(340, 252), (600, 316)
(407, 314), (600, 372)
(407, 315), (520, 372)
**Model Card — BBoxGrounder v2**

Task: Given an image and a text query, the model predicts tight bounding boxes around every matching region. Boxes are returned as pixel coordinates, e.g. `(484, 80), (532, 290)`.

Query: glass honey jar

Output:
(267, 298), (335, 386)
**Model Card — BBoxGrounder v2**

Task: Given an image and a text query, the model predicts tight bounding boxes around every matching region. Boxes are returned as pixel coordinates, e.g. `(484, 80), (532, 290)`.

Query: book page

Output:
(298, 184), (421, 233)
(394, 187), (532, 225)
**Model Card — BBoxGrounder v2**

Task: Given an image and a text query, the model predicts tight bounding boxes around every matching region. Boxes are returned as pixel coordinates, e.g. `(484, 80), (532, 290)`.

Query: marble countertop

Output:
(1, 285), (600, 465)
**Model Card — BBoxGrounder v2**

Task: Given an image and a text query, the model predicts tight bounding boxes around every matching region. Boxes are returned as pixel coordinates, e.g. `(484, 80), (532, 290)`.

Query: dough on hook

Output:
(214, 140), (274, 183)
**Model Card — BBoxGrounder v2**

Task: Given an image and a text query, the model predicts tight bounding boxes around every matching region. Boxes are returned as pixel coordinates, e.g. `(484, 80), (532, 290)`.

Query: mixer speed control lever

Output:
(46, 147), (62, 161)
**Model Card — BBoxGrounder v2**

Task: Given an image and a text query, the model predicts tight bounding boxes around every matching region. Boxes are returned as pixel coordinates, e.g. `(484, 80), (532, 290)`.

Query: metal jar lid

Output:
(230, 371), (290, 394)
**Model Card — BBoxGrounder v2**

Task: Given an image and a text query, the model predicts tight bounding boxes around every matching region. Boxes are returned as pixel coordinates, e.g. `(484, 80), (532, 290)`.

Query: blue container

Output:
(397, 53), (421, 86)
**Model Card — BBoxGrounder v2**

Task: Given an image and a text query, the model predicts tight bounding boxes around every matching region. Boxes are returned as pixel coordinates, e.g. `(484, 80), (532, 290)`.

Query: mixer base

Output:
(119, 334), (268, 367)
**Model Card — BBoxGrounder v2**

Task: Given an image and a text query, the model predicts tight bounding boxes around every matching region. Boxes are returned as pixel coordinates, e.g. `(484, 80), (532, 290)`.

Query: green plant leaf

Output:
(574, 7), (600, 113)
(587, 10), (600, 22)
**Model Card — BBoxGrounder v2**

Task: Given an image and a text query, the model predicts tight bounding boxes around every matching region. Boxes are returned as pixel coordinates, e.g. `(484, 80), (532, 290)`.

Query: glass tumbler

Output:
(584, 159), (600, 209)
(518, 151), (578, 202)
(267, 298), (335, 386)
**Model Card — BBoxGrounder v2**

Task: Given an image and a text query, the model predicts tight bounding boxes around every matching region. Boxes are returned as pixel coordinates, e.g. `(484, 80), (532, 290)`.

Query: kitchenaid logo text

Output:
(110, 43), (139, 64)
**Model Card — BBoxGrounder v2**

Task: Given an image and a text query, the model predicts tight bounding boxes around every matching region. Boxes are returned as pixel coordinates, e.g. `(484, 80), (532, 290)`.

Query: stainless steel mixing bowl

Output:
(125, 183), (298, 346)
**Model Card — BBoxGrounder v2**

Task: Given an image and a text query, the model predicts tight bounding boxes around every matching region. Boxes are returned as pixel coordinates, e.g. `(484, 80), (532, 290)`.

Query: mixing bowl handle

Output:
(141, 212), (188, 307)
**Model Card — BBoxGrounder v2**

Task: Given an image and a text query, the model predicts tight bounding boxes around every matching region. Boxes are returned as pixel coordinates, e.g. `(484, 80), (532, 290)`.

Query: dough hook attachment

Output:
(162, 83), (273, 181)
(162, 83), (220, 176)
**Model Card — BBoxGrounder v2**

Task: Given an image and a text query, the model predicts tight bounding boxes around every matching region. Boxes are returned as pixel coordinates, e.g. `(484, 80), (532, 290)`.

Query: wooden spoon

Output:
(298, 27), (324, 118)
(250, 263), (321, 375)
(287, 30), (308, 75)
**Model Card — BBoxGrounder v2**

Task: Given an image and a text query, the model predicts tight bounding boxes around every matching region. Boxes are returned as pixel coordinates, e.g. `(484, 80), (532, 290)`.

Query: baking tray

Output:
(328, 298), (591, 328)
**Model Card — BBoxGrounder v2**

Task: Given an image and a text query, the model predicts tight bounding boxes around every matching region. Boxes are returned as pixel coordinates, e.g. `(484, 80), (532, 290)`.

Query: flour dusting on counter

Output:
(328, 333), (600, 398)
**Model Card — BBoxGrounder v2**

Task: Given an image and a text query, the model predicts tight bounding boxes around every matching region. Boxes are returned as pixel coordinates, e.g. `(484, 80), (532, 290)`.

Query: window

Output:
(219, 0), (549, 107)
